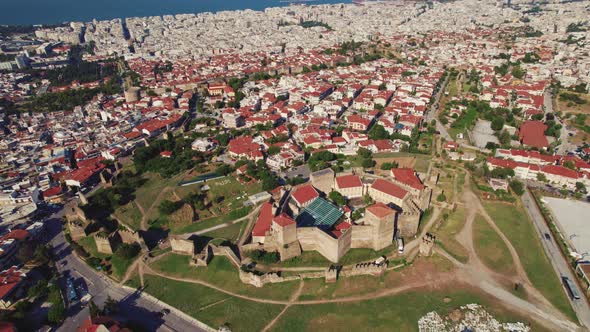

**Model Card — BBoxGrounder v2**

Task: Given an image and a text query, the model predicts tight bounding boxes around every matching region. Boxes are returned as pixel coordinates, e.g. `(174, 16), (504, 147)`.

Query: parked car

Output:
(544, 233), (551, 240)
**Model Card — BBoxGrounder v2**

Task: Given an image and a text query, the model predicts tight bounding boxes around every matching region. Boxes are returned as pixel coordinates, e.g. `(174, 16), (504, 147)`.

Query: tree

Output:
(103, 296), (119, 315)
(499, 130), (511, 146)
(537, 173), (547, 182)
(329, 191), (346, 206)
(363, 194), (374, 205)
(491, 118), (505, 131)
(576, 182), (587, 194)
(115, 243), (140, 260)
(509, 180), (525, 196)
(361, 158), (376, 168)
(357, 147), (372, 159)
(563, 160), (576, 170)
(491, 167), (515, 179)
(159, 200), (181, 214)
(437, 192), (447, 202)
(267, 146), (281, 156)
(368, 125), (390, 140)
(215, 164), (234, 176)
(89, 301), (100, 318)
(48, 302), (66, 324)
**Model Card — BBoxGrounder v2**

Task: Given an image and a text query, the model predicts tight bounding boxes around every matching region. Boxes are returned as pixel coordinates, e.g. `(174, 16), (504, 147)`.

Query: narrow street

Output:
(521, 189), (590, 329)
(45, 209), (207, 332)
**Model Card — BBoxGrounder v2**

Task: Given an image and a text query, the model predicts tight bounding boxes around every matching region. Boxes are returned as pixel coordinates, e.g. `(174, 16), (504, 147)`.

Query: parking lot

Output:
(544, 197), (590, 256)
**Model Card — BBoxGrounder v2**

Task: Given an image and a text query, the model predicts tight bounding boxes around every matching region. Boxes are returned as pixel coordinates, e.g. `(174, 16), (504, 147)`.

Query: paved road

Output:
(521, 189), (590, 329)
(45, 209), (208, 332)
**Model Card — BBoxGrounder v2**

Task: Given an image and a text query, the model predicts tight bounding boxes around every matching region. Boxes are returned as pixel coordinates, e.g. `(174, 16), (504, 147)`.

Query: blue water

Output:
(1, 0), (351, 25)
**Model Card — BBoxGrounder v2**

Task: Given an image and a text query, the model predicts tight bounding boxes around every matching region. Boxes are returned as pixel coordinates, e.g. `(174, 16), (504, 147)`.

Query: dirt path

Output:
(139, 187), (173, 231)
(443, 172), (575, 328)
(262, 279), (305, 332)
(119, 254), (144, 286)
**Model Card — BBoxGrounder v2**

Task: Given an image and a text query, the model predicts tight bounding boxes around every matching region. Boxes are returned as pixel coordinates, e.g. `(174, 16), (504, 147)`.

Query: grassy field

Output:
(111, 253), (136, 280)
(472, 214), (515, 275)
(130, 274), (284, 332)
(433, 207), (469, 263)
(373, 152), (431, 173)
(77, 236), (109, 259)
(273, 286), (550, 332)
(113, 202), (142, 230)
(202, 221), (244, 241)
(150, 254), (298, 300)
(437, 172), (455, 203)
(171, 206), (252, 234)
(482, 201), (576, 320)
(457, 171), (466, 193)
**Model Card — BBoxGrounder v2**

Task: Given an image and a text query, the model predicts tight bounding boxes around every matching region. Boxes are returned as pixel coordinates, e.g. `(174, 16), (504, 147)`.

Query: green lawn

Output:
(437, 174), (455, 203)
(457, 172), (466, 193)
(274, 251), (332, 268)
(482, 201), (576, 321)
(202, 221), (244, 241)
(433, 207), (469, 263)
(134, 172), (179, 210)
(150, 254), (298, 301)
(273, 287), (550, 332)
(113, 202), (143, 230)
(171, 206), (252, 234)
(131, 274), (284, 332)
(77, 236), (109, 259)
(110, 253), (137, 280)
(473, 214), (515, 275)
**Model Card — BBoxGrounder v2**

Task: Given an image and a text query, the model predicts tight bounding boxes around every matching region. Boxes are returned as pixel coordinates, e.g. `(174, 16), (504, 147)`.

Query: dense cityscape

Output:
(1, 0), (590, 331)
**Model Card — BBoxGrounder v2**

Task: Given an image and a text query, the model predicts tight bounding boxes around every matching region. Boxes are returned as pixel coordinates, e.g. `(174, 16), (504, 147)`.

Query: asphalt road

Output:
(45, 208), (208, 332)
(521, 189), (590, 329)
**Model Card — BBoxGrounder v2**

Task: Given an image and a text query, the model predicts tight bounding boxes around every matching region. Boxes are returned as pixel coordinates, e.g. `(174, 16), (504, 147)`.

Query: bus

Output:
(562, 276), (581, 300)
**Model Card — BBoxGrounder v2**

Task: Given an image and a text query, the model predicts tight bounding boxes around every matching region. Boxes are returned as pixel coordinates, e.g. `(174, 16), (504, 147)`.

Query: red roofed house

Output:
(542, 165), (581, 190)
(77, 315), (132, 332)
(347, 115), (373, 131)
(290, 184), (320, 210)
(368, 179), (409, 207)
(228, 136), (263, 161)
(160, 150), (172, 158)
(518, 121), (549, 149)
(390, 168), (425, 196)
(334, 174), (364, 198)
(252, 202), (275, 244)
(0, 266), (26, 309)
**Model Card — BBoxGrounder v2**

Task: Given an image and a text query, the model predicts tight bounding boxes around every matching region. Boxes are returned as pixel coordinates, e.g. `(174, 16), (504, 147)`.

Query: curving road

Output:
(45, 208), (209, 332)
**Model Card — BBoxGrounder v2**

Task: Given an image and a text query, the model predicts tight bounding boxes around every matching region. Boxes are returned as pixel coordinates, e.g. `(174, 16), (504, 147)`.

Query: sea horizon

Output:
(1, 0), (352, 26)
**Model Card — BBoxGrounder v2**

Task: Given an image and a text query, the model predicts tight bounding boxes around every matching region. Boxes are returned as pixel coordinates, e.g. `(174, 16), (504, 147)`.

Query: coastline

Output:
(0, 0), (351, 26)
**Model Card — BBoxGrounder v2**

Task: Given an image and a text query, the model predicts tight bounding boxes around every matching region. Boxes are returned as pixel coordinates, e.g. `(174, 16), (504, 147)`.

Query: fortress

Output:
(247, 168), (431, 263)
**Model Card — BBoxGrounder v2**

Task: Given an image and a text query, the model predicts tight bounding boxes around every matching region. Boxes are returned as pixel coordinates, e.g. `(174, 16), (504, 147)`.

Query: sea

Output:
(1, 0), (352, 26)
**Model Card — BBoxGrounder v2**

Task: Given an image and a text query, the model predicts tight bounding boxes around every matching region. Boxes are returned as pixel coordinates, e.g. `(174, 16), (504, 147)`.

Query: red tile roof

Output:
(371, 179), (408, 200)
(519, 121), (548, 148)
(273, 213), (296, 227)
(291, 184), (319, 206)
(391, 168), (424, 191)
(252, 202), (274, 237)
(335, 174), (363, 189)
(366, 202), (396, 219)
(0, 267), (24, 300)
(542, 165), (580, 179)
(0, 229), (29, 242)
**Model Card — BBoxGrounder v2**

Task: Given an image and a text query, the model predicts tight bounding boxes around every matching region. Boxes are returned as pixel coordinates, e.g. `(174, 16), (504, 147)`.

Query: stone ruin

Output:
(420, 233), (436, 257)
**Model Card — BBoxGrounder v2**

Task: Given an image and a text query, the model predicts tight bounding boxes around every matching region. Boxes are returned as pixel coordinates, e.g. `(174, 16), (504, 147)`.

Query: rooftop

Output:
(296, 197), (343, 229)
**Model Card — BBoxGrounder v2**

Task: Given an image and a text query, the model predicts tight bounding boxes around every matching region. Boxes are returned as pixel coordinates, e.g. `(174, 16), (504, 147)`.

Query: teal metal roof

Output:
(296, 198), (343, 229)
